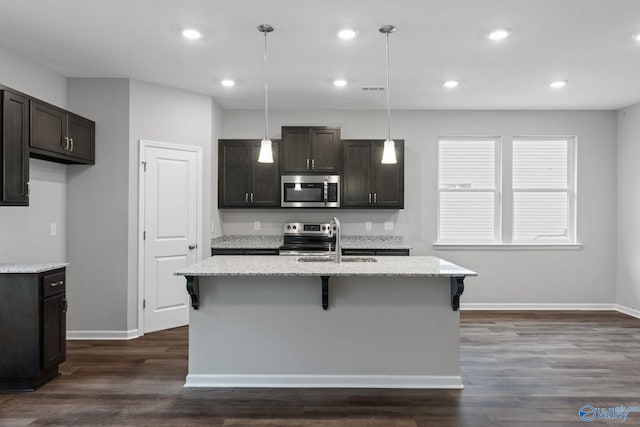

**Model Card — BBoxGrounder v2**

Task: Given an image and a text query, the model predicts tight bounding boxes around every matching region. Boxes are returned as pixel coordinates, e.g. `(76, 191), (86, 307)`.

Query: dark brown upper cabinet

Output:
(218, 139), (280, 208)
(280, 126), (340, 174)
(30, 100), (95, 165)
(342, 139), (404, 209)
(1, 90), (30, 206)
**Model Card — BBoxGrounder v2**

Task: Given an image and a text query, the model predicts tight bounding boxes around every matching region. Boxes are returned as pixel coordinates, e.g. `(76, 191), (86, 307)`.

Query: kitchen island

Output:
(175, 255), (476, 389)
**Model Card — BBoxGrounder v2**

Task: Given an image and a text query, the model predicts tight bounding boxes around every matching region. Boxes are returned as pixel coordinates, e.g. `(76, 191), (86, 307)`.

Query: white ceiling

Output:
(1, 0), (640, 110)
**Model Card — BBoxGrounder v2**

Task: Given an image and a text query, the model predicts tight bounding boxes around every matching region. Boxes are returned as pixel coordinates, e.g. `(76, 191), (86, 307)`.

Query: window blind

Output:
(512, 138), (573, 242)
(438, 138), (498, 242)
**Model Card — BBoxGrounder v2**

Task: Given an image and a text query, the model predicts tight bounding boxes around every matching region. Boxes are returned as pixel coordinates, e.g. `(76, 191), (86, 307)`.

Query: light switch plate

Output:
(384, 221), (394, 231)
(254, 221), (261, 231)
(365, 221), (372, 231)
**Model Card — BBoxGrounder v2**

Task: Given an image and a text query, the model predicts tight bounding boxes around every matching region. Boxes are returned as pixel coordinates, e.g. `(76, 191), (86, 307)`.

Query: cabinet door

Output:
(281, 127), (312, 173)
(310, 127), (340, 173)
(218, 140), (250, 207)
(342, 140), (372, 207)
(1, 91), (29, 205)
(250, 141), (280, 207)
(372, 140), (404, 208)
(41, 293), (66, 370)
(67, 113), (95, 164)
(30, 101), (67, 155)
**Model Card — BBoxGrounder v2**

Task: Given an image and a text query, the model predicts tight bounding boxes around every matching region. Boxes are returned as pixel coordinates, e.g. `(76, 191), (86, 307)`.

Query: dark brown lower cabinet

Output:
(211, 248), (280, 256)
(0, 268), (67, 391)
(341, 249), (410, 256)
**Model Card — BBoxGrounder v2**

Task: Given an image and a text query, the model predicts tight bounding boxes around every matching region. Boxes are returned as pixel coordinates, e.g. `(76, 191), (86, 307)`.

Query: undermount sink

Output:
(296, 256), (378, 263)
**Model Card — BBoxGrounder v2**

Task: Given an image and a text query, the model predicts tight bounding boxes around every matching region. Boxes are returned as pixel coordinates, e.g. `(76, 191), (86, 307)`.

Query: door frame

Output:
(137, 139), (203, 336)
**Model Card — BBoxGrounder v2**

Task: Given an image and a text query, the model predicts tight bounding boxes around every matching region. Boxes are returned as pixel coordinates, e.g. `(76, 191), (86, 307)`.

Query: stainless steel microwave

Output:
(281, 175), (340, 208)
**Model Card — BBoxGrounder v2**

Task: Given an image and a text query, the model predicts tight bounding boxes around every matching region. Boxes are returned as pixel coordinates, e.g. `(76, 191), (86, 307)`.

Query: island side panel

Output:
(187, 275), (460, 388)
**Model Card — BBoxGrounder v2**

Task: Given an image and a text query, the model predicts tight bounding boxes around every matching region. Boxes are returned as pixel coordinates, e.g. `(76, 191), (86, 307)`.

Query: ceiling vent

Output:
(361, 86), (385, 92)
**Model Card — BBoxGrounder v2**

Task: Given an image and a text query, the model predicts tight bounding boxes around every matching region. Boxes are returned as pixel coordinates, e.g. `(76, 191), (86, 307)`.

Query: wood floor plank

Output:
(0, 311), (639, 426)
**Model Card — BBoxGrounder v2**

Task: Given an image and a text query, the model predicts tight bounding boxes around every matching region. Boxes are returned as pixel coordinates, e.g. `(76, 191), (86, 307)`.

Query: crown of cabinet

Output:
(280, 126), (341, 174)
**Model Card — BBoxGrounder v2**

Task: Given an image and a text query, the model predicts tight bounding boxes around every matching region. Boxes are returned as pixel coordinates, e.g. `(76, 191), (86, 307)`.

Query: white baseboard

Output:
(461, 303), (640, 320)
(184, 374), (464, 389)
(614, 304), (640, 319)
(67, 329), (139, 340)
(460, 303), (617, 311)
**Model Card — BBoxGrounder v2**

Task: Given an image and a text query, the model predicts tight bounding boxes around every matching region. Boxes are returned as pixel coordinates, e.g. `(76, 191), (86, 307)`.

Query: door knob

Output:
(188, 244), (197, 250)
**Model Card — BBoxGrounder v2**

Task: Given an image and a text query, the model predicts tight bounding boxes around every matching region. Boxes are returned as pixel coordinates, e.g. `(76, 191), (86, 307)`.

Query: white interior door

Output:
(142, 143), (199, 333)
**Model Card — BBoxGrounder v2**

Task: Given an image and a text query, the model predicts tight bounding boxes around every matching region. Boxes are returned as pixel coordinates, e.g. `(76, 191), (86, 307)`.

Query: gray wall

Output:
(0, 43), (67, 263)
(616, 103), (640, 311)
(128, 80), (215, 331)
(222, 109), (618, 305)
(66, 78), (131, 331)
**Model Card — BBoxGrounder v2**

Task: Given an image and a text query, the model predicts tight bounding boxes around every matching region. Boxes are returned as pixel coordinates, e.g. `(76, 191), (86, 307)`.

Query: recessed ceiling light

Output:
(182, 28), (202, 40)
(550, 80), (567, 89)
(338, 28), (358, 40)
(443, 80), (459, 89)
(221, 79), (235, 87)
(488, 29), (511, 41)
(333, 79), (348, 87)
(633, 33), (640, 42)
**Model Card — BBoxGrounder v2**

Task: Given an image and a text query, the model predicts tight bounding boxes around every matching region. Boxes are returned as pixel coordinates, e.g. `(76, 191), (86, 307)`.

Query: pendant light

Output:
(379, 25), (397, 164)
(257, 24), (274, 163)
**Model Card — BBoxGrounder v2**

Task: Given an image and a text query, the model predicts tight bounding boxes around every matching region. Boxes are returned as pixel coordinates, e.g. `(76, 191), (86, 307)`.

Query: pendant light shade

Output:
(380, 25), (397, 164)
(257, 24), (274, 163)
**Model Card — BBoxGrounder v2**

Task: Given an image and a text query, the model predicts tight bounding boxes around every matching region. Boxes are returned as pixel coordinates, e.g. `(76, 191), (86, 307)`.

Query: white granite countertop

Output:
(175, 255), (475, 278)
(0, 263), (68, 274)
(211, 235), (411, 250)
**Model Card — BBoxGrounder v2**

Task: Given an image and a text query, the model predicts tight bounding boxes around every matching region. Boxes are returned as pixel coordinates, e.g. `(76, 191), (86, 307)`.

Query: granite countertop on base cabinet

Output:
(0, 263), (68, 274)
(211, 235), (411, 250)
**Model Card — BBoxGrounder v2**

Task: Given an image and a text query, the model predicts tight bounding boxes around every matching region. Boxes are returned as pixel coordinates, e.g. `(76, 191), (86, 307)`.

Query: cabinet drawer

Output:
(41, 270), (65, 298)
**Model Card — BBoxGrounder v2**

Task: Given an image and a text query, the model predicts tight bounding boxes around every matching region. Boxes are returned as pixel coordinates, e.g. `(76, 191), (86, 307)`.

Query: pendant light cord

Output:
(385, 31), (391, 141)
(263, 30), (269, 141)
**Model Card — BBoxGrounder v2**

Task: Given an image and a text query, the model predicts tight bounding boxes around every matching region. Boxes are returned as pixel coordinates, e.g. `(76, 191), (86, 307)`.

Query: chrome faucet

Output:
(331, 217), (341, 263)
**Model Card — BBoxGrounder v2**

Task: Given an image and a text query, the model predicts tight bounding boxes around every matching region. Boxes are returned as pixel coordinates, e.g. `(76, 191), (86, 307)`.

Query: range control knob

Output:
(322, 226), (326, 231)
(292, 225), (297, 230)
(287, 225), (291, 230)
(333, 226), (337, 231)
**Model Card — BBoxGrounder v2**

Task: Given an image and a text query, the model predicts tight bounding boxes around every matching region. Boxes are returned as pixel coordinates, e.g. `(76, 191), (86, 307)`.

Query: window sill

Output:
(433, 243), (582, 251)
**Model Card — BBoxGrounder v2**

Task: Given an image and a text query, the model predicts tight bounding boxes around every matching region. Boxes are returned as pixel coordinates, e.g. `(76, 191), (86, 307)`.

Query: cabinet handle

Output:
(62, 298), (68, 315)
(50, 280), (64, 287)
(64, 136), (70, 151)
(26, 181), (30, 197)
(368, 193), (372, 204)
(312, 159), (315, 170)
(306, 158), (310, 170)
(70, 138), (74, 152)
(250, 193), (254, 203)
(374, 193), (377, 203)
(245, 193), (249, 203)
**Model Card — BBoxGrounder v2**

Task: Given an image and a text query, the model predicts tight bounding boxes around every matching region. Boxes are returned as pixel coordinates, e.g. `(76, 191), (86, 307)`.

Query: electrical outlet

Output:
(254, 221), (261, 231)
(50, 223), (57, 236)
(384, 221), (394, 231)
(365, 221), (372, 231)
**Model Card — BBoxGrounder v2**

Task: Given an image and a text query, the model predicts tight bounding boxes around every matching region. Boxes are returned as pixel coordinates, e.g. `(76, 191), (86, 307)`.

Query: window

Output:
(512, 137), (576, 243)
(438, 137), (500, 243)
(437, 135), (577, 246)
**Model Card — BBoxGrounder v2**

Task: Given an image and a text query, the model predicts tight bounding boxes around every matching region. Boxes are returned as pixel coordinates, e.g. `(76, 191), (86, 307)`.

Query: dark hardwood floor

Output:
(1, 311), (639, 426)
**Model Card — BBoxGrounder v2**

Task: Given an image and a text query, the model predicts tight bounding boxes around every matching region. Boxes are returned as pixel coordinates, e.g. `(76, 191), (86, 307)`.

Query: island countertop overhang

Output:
(174, 255), (476, 278)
